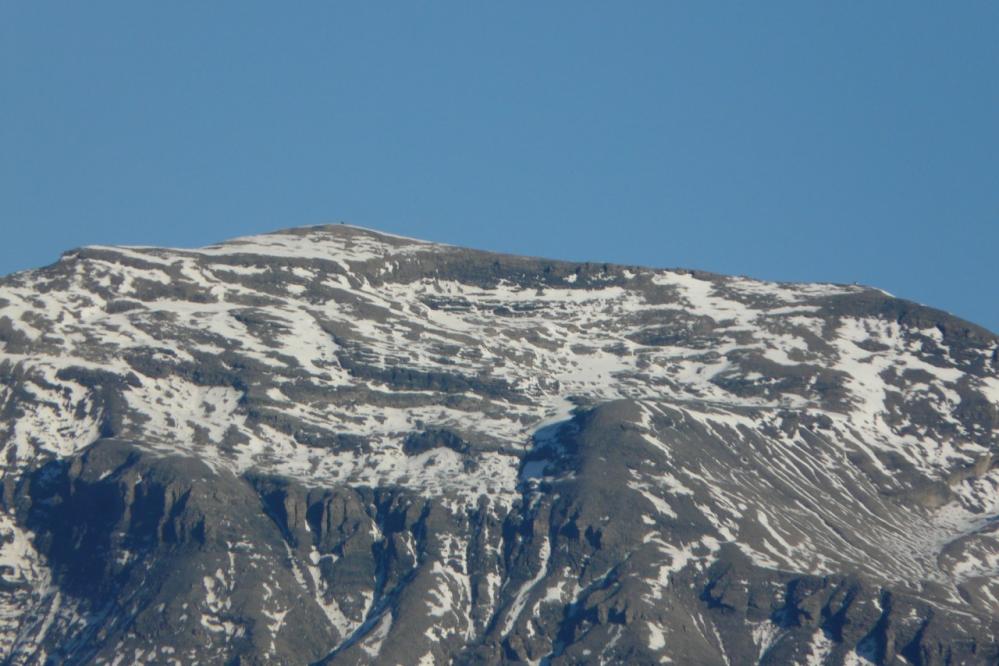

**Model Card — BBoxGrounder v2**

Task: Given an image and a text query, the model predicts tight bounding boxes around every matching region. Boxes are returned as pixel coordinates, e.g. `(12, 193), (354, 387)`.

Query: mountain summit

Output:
(0, 225), (996, 664)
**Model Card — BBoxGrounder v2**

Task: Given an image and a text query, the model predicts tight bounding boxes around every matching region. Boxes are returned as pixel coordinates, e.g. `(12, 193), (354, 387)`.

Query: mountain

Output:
(0, 224), (997, 665)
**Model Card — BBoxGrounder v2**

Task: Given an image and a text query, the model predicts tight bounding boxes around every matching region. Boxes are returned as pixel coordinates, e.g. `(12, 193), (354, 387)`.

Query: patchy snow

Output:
(501, 536), (551, 637)
(752, 621), (780, 661)
(803, 629), (835, 666)
(1, 223), (997, 619)
(359, 612), (392, 658)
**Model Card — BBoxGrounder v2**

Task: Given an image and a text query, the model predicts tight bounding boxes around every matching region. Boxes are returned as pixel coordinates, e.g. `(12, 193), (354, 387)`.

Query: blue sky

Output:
(2, 3), (997, 331)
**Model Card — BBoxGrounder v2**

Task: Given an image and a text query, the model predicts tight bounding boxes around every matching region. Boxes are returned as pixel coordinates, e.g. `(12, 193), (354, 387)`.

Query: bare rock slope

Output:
(0, 225), (997, 664)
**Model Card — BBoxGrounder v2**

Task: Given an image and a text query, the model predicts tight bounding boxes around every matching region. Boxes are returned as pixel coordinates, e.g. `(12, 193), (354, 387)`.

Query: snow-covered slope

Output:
(0, 225), (996, 664)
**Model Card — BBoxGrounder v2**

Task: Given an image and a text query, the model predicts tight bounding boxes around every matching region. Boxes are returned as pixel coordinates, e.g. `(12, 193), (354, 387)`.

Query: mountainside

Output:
(0, 224), (997, 665)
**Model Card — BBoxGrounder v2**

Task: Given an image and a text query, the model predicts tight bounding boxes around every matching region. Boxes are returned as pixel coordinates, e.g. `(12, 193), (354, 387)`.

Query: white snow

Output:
(647, 622), (666, 651)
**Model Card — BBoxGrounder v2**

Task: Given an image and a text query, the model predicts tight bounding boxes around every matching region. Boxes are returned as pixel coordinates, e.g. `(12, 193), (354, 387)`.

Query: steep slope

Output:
(0, 224), (996, 664)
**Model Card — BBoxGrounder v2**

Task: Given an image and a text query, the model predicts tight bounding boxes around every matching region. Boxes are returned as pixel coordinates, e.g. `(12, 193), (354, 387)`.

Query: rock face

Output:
(0, 224), (996, 665)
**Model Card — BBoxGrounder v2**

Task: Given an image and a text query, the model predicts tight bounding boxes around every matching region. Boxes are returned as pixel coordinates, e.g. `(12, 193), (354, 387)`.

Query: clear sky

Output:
(2, 3), (997, 331)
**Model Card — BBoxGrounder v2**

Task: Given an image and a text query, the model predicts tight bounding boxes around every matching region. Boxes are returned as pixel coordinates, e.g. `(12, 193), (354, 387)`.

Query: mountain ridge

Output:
(0, 224), (997, 664)
(59, 223), (997, 342)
